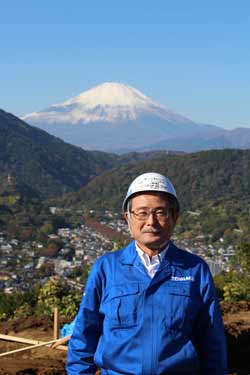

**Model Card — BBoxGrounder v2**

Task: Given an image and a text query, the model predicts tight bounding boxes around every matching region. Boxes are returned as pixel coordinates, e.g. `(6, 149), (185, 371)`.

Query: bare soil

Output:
(0, 316), (67, 375)
(221, 302), (250, 375)
(0, 302), (250, 374)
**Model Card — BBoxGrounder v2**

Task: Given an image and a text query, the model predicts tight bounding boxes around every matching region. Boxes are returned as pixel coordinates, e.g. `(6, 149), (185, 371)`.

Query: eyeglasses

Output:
(129, 207), (170, 221)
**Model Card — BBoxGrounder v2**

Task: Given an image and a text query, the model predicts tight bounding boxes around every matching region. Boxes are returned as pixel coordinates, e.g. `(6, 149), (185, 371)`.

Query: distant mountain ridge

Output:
(138, 127), (250, 153)
(22, 82), (250, 153)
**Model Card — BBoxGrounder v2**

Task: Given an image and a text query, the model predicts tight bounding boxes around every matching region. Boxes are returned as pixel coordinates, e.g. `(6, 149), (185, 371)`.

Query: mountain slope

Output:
(22, 82), (241, 153)
(67, 149), (250, 212)
(0, 109), (123, 198)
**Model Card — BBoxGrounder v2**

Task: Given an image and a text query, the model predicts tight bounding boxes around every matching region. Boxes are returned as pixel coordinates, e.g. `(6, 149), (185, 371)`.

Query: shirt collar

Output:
(135, 242), (169, 266)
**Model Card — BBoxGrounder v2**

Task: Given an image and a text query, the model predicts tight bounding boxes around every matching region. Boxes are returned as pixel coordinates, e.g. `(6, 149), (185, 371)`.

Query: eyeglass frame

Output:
(129, 207), (171, 221)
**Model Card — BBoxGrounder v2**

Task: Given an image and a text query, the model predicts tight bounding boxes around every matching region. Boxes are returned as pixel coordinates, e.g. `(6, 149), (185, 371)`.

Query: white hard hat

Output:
(122, 172), (178, 211)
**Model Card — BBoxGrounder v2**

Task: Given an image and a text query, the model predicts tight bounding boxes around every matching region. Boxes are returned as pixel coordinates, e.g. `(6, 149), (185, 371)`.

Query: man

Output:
(67, 172), (227, 374)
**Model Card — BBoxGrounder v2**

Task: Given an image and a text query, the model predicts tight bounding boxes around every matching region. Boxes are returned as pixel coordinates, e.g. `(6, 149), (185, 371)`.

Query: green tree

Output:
(61, 293), (82, 319)
(36, 278), (82, 319)
(222, 241), (250, 301)
(0, 287), (39, 321)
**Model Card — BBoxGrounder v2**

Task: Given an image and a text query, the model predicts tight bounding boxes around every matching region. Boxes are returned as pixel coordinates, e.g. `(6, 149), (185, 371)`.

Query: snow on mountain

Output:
(66, 82), (157, 107)
(23, 82), (194, 125)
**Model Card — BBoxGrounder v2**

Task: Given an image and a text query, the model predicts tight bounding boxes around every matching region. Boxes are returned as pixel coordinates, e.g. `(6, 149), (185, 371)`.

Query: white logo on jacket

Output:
(171, 276), (194, 281)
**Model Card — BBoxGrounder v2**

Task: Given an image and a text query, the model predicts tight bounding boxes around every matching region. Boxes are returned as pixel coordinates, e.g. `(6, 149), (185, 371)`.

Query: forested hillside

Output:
(66, 149), (250, 211)
(0, 109), (122, 197)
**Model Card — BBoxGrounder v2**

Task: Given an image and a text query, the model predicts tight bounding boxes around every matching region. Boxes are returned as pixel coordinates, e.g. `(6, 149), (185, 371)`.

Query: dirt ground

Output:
(0, 303), (250, 375)
(0, 316), (67, 375)
(221, 302), (250, 375)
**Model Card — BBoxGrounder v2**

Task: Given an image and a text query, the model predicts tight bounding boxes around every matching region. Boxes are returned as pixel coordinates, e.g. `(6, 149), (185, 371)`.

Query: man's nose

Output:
(145, 212), (158, 225)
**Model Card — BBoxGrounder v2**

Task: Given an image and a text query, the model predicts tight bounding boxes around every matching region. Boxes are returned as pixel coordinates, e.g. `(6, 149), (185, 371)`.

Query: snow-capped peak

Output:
(61, 82), (161, 110)
(23, 82), (192, 125)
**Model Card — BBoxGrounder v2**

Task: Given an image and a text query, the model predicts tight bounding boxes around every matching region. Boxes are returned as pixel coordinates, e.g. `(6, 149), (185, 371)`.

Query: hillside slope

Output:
(0, 109), (123, 198)
(67, 149), (250, 212)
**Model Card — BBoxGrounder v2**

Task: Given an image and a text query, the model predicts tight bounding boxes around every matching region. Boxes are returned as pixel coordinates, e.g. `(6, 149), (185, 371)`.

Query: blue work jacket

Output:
(67, 241), (227, 375)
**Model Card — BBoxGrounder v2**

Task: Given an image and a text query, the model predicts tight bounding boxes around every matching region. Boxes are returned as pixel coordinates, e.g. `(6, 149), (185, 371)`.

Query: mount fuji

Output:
(23, 82), (250, 153)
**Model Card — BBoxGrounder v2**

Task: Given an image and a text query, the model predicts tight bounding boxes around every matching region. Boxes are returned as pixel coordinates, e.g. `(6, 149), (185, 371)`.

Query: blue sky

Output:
(1, 1), (250, 129)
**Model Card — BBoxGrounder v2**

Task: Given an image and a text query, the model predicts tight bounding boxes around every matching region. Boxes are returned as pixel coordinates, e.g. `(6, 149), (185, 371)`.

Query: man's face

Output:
(124, 192), (177, 255)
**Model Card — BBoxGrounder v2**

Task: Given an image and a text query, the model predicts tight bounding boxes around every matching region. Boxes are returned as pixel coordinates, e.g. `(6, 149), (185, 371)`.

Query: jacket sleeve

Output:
(66, 259), (103, 374)
(195, 262), (228, 375)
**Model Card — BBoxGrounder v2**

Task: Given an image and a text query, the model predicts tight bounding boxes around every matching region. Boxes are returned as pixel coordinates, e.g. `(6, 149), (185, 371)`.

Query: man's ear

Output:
(124, 212), (133, 238)
(124, 212), (129, 223)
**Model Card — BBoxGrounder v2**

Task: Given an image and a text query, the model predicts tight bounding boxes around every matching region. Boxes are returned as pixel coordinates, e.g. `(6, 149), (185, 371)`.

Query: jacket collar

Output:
(120, 241), (138, 265)
(120, 240), (185, 267)
(163, 241), (186, 267)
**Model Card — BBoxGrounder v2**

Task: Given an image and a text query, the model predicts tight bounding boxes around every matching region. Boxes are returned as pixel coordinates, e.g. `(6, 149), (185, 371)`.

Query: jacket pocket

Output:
(164, 284), (193, 333)
(106, 283), (140, 329)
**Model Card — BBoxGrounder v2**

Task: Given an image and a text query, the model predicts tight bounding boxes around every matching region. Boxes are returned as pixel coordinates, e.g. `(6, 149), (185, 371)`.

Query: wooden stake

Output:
(53, 306), (59, 339)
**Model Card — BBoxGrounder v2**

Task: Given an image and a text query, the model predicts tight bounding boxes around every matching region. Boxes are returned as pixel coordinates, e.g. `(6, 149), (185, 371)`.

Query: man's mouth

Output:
(142, 228), (160, 234)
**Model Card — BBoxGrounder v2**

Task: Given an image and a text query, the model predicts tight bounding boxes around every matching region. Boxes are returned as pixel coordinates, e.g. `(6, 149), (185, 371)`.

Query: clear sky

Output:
(1, 0), (250, 129)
